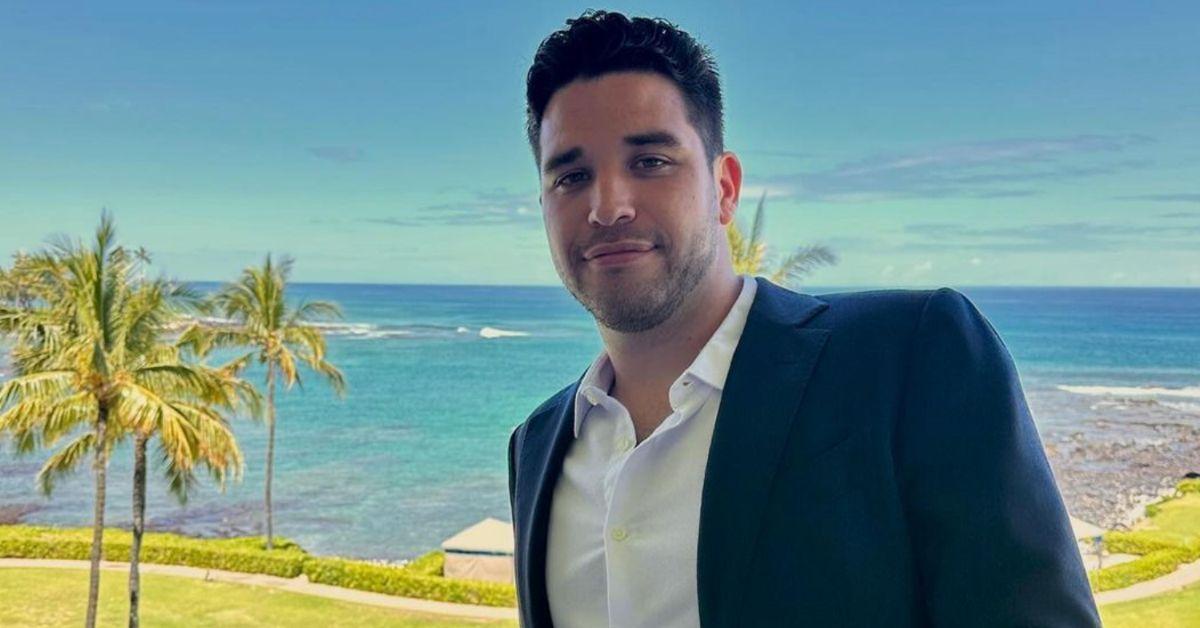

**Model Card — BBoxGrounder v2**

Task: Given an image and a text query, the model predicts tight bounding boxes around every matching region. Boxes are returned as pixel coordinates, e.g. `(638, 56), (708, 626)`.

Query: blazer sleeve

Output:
(894, 288), (1101, 627)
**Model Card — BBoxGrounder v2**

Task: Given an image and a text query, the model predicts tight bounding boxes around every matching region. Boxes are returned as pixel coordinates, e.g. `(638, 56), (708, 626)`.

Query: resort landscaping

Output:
(4, 478), (1200, 625)
(0, 525), (515, 608)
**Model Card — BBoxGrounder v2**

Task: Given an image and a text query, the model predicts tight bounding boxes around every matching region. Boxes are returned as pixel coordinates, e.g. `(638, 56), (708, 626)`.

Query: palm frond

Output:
(769, 245), (839, 288)
(0, 370), (76, 409)
(36, 432), (96, 495)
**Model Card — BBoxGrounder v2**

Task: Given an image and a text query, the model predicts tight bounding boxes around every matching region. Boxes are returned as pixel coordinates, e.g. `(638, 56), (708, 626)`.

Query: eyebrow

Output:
(541, 130), (682, 175)
(543, 147), (582, 175)
(624, 130), (681, 149)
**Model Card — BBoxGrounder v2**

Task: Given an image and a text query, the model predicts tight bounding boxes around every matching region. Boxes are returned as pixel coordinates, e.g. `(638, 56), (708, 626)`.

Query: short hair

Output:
(525, 10), (725, 168)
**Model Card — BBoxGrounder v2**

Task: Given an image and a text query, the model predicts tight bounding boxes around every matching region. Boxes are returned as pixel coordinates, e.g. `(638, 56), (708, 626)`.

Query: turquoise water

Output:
(2, 284), (1198, 558)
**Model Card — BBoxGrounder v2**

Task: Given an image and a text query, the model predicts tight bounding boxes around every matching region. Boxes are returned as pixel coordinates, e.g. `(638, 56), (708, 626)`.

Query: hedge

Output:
(303, 557), (515, 607)
(1102, 530), (1179, 556)
(0, 525), (307, 577)
(0, 525), (516, 607)
(1089, 544), (1200, 592)
(404, 549), (445, 577)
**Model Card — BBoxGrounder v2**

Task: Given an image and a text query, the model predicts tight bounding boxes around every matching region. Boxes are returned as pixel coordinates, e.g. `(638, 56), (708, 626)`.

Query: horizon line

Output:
(175, 278), (1200, 291)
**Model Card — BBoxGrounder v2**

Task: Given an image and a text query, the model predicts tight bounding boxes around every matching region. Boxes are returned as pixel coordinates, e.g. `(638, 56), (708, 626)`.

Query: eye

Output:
(634, 156), (669, 170)
(554, 170), (589, 188)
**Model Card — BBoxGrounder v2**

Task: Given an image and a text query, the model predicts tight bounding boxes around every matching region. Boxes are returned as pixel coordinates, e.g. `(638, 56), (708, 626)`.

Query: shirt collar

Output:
(571, 275), (758, 438)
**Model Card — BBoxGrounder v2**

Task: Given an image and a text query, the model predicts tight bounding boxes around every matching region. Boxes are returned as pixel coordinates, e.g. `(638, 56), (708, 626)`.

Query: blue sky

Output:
(2, 1), (1197, 286)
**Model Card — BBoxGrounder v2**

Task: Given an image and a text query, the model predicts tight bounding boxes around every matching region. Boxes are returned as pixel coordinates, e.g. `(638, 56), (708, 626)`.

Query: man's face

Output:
(538, 71), (732, 333)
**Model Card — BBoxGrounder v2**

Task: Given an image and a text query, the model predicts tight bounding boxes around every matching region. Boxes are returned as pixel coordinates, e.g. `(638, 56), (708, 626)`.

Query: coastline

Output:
(1045, 419), (1200, 530)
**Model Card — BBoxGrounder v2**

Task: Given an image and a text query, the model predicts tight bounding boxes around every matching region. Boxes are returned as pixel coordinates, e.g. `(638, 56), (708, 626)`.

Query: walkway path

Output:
(0, 558), (517, 622)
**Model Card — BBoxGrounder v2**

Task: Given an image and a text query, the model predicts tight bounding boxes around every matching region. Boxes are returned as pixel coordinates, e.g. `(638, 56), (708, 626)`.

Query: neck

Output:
(599, 267), (743, 403)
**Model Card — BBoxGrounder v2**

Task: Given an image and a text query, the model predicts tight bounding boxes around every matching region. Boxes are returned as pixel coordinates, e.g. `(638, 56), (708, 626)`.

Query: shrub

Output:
(0, 525), (307, 577)
(1103, 530), (1178, 556)
(0, 525), (516, 607)
(1089, 544), (1200, 592)
(303, 557), (515, 607)
(404, 550), (444, 576)
(1178, 478), (1200, 495)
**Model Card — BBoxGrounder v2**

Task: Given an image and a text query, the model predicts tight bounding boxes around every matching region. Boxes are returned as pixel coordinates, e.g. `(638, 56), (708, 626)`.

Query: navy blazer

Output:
(507, 277), (1100, 627)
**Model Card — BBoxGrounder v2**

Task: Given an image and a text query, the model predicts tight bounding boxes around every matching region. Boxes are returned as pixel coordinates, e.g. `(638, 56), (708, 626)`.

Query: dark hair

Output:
(525, 10), (725, 167)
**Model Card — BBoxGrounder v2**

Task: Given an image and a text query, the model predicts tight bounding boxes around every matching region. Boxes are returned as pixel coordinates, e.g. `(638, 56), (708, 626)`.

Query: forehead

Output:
(538, 71), (698, 160)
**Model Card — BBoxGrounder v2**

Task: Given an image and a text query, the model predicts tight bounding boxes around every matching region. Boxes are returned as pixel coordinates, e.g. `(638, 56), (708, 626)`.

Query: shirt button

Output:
(617, 437), (633, 452)
(681, 380), (691, 387)
(585, 392), (599, 405)
(611, 527), (629, 542)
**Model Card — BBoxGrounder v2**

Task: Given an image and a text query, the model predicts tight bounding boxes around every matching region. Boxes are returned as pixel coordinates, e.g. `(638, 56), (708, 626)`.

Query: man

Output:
(508, 10), (1100, 628)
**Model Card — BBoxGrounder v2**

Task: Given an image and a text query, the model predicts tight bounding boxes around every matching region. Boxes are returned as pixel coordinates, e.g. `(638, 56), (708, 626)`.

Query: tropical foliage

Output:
(179, 254), (346, 550)
(0, 212), (258, 627)
(728, 192), (837, 287)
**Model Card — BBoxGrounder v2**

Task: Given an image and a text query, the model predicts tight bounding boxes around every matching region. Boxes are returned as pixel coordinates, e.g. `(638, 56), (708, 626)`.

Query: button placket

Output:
(602, 406), (638, 505)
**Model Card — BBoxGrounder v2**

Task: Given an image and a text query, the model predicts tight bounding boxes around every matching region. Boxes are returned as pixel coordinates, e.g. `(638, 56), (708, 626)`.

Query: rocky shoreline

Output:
(1041, 395), (1200, 530)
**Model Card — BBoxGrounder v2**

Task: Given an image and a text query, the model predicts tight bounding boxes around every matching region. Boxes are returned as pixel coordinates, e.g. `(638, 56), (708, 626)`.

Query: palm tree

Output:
(179, 254), (345, 550)
(121, 279), (260, 628)
(0, 212), (145, 628)
(0, 212), (258, 628)
(728, 192), (837, 288)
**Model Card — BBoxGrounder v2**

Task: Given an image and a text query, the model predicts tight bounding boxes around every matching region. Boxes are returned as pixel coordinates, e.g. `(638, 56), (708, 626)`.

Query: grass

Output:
(1100, 580), (1200, 628)
(1135, 492), (1200, 547)
(5, 558), (1200, 627)
(0, 568), (517, 628)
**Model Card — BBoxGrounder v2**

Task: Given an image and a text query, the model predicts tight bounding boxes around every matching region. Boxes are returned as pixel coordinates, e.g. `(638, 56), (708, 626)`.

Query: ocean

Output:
(1, 282), (1198, 560)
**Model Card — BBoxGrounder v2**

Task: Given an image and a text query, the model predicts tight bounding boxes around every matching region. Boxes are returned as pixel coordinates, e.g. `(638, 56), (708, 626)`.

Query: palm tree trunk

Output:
(85, 403), (109, 628)
(128, 433), (148, 628)
(264, 363), (277, 550)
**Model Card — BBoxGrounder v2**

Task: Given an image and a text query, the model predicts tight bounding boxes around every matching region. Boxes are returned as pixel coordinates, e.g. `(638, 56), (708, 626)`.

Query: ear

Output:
(713, 152), (742, 226)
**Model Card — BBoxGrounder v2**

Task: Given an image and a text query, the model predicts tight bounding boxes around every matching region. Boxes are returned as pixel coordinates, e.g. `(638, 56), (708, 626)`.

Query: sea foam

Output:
(1057, 384), (1200, 399)
(479, 326), (530, 339)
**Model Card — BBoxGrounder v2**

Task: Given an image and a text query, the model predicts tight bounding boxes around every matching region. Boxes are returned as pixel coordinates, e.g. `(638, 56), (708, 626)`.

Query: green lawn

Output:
(0, 568), (517, 628)
(6, 563), (1200, 627)
(1137, 492), (1200, 546)
(1100, 580), (1200, 628)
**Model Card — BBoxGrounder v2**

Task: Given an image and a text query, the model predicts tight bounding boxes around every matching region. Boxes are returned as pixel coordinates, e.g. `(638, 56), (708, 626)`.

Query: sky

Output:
(1, 1), (1197, 287)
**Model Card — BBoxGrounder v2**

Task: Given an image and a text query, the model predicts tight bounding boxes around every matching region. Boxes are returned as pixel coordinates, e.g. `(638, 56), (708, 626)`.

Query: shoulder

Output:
(800, 288), (995, 360)
(811, 287), (976, 331)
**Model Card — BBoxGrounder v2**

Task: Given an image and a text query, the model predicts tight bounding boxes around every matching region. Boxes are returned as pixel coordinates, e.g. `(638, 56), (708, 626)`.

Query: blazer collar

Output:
(513, 277), (829, 627)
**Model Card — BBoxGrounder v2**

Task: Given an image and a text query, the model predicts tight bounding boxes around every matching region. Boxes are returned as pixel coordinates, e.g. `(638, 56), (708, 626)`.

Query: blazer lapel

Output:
(513, 379), (579, 628)
(697, 277), (830, 627)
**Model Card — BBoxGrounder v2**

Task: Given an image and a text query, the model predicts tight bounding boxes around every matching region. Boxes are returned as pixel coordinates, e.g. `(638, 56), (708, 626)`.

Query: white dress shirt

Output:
(545, 275), (758, 628)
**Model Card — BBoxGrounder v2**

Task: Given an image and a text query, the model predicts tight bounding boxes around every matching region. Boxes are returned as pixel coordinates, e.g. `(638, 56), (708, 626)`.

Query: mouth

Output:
(580, 238), (657, 262)
(586, 247), (657, 267)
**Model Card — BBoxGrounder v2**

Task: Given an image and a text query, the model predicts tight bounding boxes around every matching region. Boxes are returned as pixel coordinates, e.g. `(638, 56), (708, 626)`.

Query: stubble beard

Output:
(557, 222), (716, 333)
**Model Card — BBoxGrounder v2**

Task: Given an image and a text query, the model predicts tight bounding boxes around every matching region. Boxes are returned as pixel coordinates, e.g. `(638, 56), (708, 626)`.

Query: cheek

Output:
(543, 208), (577, 255)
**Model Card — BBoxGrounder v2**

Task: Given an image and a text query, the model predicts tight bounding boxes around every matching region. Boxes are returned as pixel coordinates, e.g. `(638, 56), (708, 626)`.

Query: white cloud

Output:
(739, 184), (793, 202)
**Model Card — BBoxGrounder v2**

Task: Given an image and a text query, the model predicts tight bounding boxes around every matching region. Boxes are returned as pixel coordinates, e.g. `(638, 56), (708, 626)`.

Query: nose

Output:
(587, 172), (636, 227)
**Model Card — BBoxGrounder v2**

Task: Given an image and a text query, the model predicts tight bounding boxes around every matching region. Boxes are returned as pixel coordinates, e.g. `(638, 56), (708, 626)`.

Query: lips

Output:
(583, 241), (656, 261)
